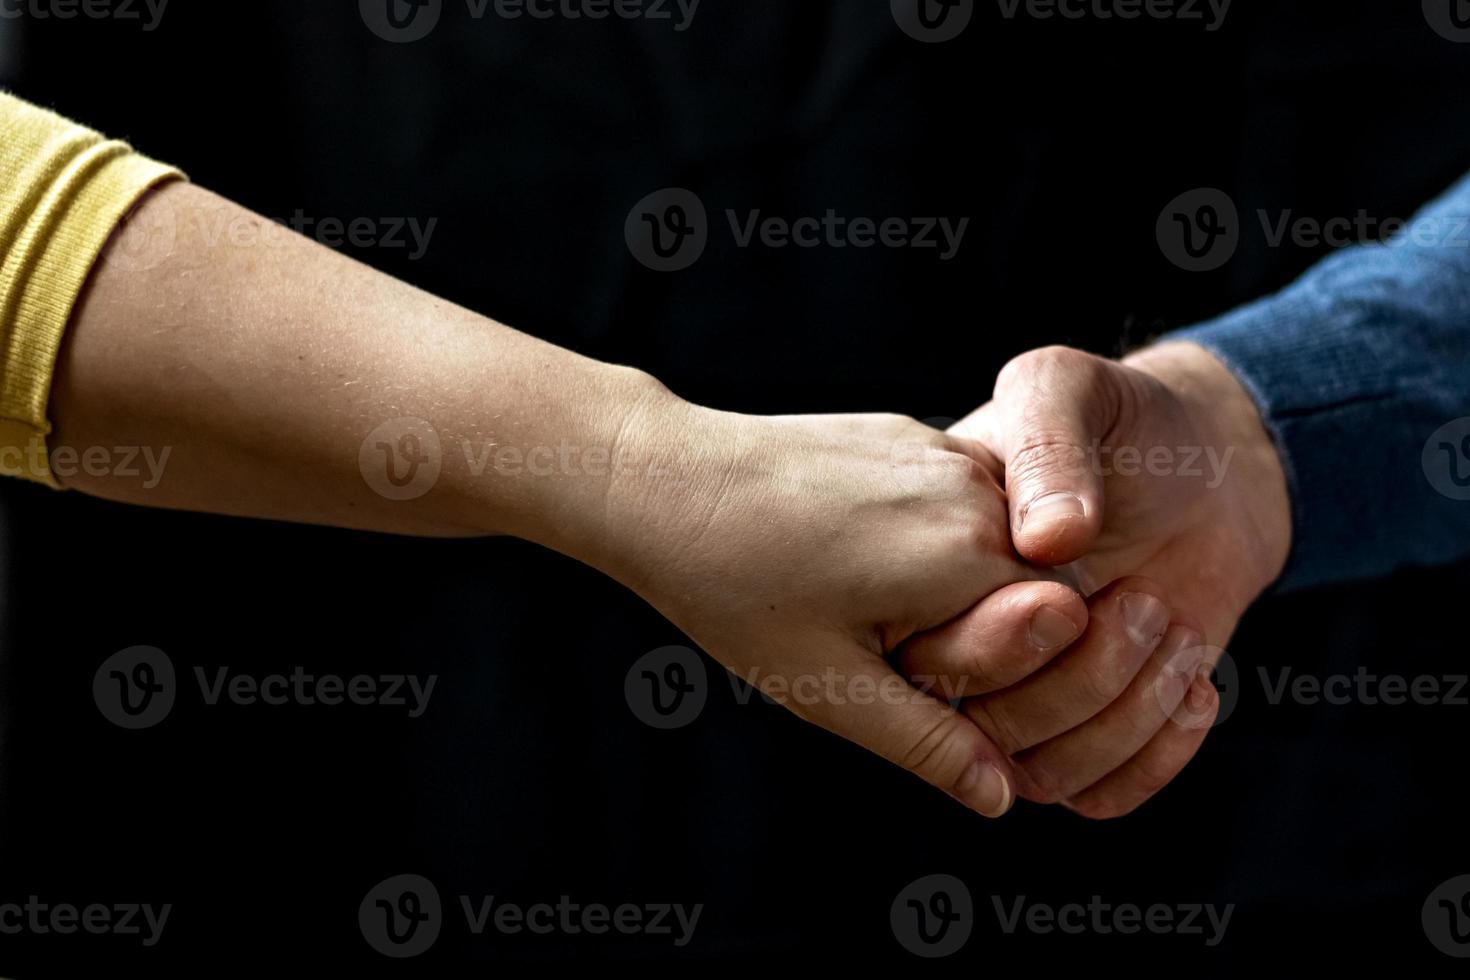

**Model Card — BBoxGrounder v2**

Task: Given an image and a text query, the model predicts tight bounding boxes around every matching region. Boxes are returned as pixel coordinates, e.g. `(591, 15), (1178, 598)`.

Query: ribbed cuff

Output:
(0, 133), (181, 488)
(1174, 268), (1462, 592)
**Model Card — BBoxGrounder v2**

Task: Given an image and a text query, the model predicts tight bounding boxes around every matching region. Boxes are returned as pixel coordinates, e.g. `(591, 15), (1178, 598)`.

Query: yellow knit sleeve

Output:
(0, 91), (183, 489)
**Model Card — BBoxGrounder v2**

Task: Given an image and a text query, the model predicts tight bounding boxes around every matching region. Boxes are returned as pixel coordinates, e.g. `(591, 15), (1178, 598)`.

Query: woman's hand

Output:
(587, 399), (1093, 817)
(51, 182), (1162, 819)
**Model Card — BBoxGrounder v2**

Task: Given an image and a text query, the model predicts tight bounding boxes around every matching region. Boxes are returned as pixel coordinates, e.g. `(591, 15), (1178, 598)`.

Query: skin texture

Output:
(905, 343), (1292, 817)
(49, 181), (1208, 819)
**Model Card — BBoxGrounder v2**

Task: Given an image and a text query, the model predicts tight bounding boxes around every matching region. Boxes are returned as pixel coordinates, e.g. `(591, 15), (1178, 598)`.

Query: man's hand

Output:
(931, 342), (1292, 817)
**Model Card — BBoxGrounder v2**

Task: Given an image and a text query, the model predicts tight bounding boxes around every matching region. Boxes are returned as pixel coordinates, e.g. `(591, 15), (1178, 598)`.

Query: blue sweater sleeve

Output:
(1174, 172), (1470, 592)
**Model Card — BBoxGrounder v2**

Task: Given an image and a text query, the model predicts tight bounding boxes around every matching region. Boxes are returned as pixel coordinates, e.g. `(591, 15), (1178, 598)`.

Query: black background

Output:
(0, 0), (1468, 972)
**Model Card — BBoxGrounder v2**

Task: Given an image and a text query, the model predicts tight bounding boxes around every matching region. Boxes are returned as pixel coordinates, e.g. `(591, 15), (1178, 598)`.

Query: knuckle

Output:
(897, 709), (969, 782)
(1079, 641), (1135, 708)
(932, 449), (986, 488)
(1129, 749), (1188, 801)
(965, 697), (1028, 756)
(998, 345), (1084, 389)
(959, 646), (1004, 695)
(997, 345), (1123, 438)
(874, 412), (926, 440)
(1067, 793), (1134, 821)
(1006, 440), (1092, 506)
(1016, 760), (1065, 805)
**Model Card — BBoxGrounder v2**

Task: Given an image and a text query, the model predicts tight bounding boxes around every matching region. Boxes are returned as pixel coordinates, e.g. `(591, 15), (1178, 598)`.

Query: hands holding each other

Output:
(924, 342), (1292, 817)
(593, 340), (1291, 819)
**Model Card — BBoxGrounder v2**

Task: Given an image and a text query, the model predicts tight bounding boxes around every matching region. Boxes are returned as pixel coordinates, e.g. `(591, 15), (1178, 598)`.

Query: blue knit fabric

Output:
(1176, 172), (1470, 591)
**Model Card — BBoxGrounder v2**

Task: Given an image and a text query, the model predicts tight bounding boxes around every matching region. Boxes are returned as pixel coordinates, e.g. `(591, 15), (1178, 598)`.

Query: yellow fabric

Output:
(0, 91), (182, 488)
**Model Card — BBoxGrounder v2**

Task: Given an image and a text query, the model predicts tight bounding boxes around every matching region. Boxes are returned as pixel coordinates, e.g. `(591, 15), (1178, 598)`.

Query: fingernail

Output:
(957, 759), (1012, 818)
(1029, 604), (1082, 650)
(1187, 665), (1217, 712)
(1021, 492), (1086, 531)
(1120, 592), (1169, 647)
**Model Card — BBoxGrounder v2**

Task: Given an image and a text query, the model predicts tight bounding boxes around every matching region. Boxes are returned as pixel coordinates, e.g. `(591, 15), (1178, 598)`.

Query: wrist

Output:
(587, 390), (743, 605)
(1125, 341), (1293, 597)
(447, 360), (692, 563)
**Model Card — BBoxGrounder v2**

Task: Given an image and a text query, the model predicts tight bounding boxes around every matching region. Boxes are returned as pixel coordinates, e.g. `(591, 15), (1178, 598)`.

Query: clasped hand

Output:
(595, 342), (1289, 819)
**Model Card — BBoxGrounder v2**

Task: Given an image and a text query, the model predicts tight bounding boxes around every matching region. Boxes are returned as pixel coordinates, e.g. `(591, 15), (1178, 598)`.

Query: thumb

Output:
(970, 346), (1119, 566)
(776, 643), (1017, 818)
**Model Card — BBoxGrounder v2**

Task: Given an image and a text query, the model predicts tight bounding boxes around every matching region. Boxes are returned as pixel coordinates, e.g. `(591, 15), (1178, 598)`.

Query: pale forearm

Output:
(47, 178), (1083, 819)
(49, 181), (668, 569)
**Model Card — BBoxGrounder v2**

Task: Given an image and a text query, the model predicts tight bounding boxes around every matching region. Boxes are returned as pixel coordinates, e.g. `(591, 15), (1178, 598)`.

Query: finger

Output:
(960, 577), (1171, 754)
(1062, 667), (1219, 820)
(1009, 623), (1205, 804)
(897, 580), (1087, 699)
(775, 643), (1020, 818)
(963, 347), (1122, 566)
